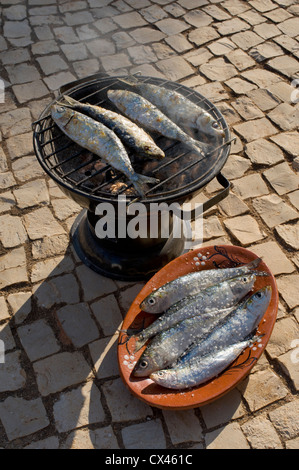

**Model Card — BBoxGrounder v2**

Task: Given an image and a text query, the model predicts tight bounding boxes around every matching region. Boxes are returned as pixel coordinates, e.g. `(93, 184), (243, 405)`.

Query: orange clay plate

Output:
(117, 245), (278, 410)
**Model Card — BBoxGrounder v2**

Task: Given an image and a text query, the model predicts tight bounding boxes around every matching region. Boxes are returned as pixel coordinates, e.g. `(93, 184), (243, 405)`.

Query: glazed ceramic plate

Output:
(117, 245), (278, 410)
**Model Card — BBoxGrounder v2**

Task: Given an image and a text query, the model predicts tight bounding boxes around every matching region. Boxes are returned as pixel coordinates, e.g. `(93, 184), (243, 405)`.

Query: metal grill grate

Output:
(32, 75), (232, 204)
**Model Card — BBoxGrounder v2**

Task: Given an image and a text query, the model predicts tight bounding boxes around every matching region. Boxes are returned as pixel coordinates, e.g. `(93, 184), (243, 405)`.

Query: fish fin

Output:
(59, 95), (79, 108)
(133, 336), (148, 353)
(251, 270), (269, 277)
(131, 173), (159, 197)
(247, 257), (263, 269)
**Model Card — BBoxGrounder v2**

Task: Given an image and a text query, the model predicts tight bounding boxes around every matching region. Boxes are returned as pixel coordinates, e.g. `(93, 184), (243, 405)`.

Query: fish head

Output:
(247, 286), (272, 316)
(140, 287), (171, 314)
(51, 104), (74, 127)
(150, 369), (173, 387)
(229, 273), (257, 298)
(196, 114), (225, 138)
(132, 350), (161, 377)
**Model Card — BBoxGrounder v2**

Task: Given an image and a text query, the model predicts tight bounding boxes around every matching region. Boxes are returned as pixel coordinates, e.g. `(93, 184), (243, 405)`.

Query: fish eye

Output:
(256, 291), (262, 298)
(212, 121), (220, 129)
(139, 360), (148, 369)
(56, 106), (65, 113)
(157, 371), (164, 377)
(148, 298), (156, 305)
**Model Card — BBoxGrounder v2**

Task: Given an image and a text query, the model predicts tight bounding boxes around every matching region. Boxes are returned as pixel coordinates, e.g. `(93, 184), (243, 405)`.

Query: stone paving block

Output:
(5, 63), (40, 85)
(0, 172), (17, 190)
(238, 369), (288, 412)
(102, 377), (153, 422)
(53, 26), (80, 43)
(24, 436), (60, 449)
(250, 42), (284, 62)
(23, 207), (65, 240)
(0, 296), (9, 322)
(0, 108), (32, 138)
(275, 222), (299, 251)
(73, 59), (100, 79)
(207, 37), (237, 56)
(62, 425), (119, 449)
(33, 351), (93, 396)
(0, 214), (27, 248)
(86, 38), (115, 57)
(37, 55), (68, 75)
(56, 303), (99, 348)
(277, 274), (299, 309)
(217, 18), (250, 35)
(64, 11), (94, 26)
(200, 388), (246, 429)
(194, 81), (230, 102)
(17, 319), (60, 362)
(271, 132), (299, 157)
(251, 240), (295, 275)
(219, 192), (249, 217)
(31, 234), (69, 259)
(252, 193), (298, 228)
(0, 247), (28, 289)
(7, 291), (32, 324)
(268, 55), (299, 78)
(0, 396), (49, 441)
(165, 34), (193, 53)
(34, 25), (54, 40)
(268, 81), (297, 104)
(223, 214), (265, 245)
(100, 53), (132, 72)
(51, 197), (80, 221)
(203, 4), (231, 20)
(60, 43), (88, 61)
(113, 11), (147, 29)
(163, 410), (203, 444)
(249, 0), (277, 11)
(266, 317), (299, 358)
(13, 79), (50, 104)
(5, 133), (34, 159)
(239, 8), (266, 25)
(129, 26), (166, 44)
(234, 117), (278, 142)
(231, 96), (264, 120)
(3, 19), (31, 38)
(13, 179), (49, 209)
(241, 68), (281, 88)
(53, 381), (105, 433)
(31, 39), (59, 55)
(122, 420), (166, 449)
(0, 351), (26, 393)
(241, 416), (282, 449)
(0, 149), (8, 173)
(184, 47), (212, 66)
(263, 161), (298, 195)
(33, 273), (80, 309)
(222, 0), (251, 16)
(288, 190), (299, 211)
(225, 77), (257, 95)
(31, 255), (74, 283)
(156, 56), (194, 81)
(0, 190), (16, 213)
(246, 88), (280, 111)
(76, 264), (117, 302)
(205, 422), (250, 449)
(44, 71), (77, 91)
(269, 400), (299, 441)
(232, 173), (269, 200)
(188, 26), (220, 46)
(128, 45), (158, 64)
(274, 34), (299, 59)
(89, 334), (120, 380)
(178, 0), (209, 8)
(140, 4), (168, 22)
(90, 294), (123, 336)
(200, 57), (238, 81)
(12, 155), (45, 183)
(277, 17), (299, 37)
(276, 350), (299, 391)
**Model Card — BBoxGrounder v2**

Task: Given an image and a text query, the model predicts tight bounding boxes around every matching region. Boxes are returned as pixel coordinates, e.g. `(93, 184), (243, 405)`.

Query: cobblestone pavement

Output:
(0, 0), (298, 450)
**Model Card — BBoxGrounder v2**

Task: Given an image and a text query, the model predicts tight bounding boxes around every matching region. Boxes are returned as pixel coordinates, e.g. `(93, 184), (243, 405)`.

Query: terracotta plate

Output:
(117, 245), (278, 410)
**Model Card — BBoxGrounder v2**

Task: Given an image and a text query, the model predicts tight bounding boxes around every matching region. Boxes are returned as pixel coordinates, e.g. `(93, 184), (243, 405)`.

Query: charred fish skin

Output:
(107, 89), (207, 157)
(120, 78), (225, 139)
(61, 95), (165, 160)
(177, 286), (272, 367)
(140, 257), (263, 314)
(51, 104), (158, 197)
(133, 272), (259, 352)
(150, 336), (260, 390)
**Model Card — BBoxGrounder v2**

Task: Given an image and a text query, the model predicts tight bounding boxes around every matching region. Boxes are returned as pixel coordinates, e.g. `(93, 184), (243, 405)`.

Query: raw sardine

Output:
(132, 273), (258, 376)
(51, 104), (158, 196)
(177, 286), (271, 367)
(150, 336), (262, 390)
(107, 89), (207, 158)
(61, 95), (165, 160)
(133, 272), (260, 352)
(120, 77), (225, 138)
(140, 257), (262, 313)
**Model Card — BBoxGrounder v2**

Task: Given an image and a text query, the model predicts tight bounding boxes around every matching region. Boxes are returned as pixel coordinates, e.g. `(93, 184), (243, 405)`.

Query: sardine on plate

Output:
(107, 89), (207, 158)
(150, 335), (262, 390)
(120, 77), (225, 139)
(177, 286), (271, 367)
(61, 95), (165, 160)
(140, 257), (263, 314)
(133, 272), (261, 352)
(51, 104), (159, 197)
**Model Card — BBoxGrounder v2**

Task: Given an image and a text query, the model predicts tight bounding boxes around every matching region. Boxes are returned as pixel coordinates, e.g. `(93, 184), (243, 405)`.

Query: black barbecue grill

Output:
(32, 74), (232, 281)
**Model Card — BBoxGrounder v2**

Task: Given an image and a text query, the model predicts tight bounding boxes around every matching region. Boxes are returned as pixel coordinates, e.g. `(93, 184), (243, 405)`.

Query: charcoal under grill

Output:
(32, 73), (232, 281)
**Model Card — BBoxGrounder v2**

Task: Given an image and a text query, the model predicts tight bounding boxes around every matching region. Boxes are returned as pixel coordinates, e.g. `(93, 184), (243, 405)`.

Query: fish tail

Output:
(247, 257), (263, 269)
(131, 173), (159, 197)
(133, 335), (147, 353)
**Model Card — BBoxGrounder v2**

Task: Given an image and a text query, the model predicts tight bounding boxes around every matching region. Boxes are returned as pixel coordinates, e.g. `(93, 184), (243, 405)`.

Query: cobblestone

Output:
(0, 0), (298, 450)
